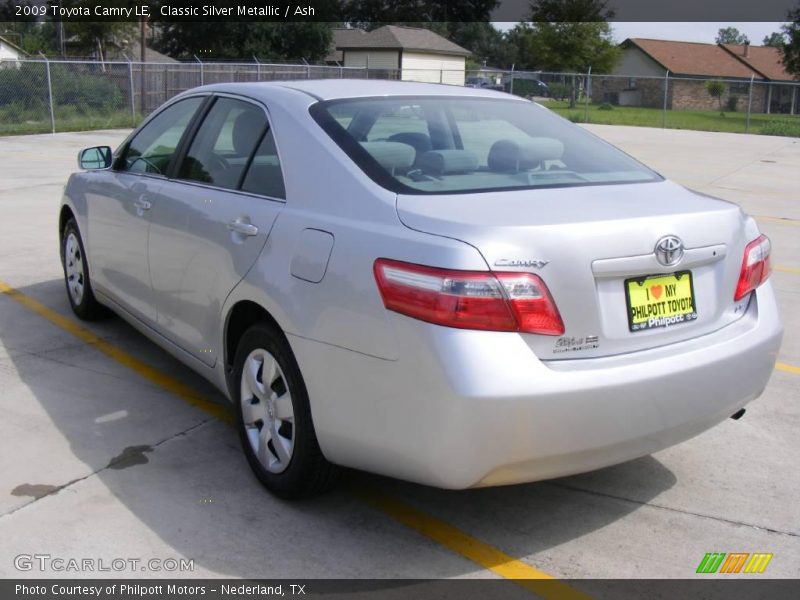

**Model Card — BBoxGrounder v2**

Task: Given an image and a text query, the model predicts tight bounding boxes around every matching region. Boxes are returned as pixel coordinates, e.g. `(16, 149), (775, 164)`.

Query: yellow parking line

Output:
(0, 280), (231, 424)
(358, 489), (591, 600)
(774, 265), (800, 275)
(0, 279), (580, 594)
(776, 362), (800, 376)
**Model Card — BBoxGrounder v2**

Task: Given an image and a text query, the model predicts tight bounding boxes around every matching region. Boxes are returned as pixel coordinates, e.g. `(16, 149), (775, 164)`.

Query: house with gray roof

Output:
(329, 25), (471, 86)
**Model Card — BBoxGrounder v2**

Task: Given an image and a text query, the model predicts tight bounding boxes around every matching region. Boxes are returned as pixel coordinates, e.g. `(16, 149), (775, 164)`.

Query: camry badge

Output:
(654, 235), (684, 267)
(494, 259), (549, 269)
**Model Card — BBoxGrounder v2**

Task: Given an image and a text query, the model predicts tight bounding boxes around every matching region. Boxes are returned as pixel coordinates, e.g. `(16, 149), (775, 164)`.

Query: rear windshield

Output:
(310, 96), (661, 195)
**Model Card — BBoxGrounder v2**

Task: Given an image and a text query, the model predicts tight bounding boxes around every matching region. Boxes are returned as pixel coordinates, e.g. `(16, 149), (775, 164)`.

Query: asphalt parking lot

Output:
(0, 123), (798, 586)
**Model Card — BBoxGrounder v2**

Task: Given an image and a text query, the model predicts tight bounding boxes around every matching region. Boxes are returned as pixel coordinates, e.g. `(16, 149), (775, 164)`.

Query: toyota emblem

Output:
(655, 235), (684, 266)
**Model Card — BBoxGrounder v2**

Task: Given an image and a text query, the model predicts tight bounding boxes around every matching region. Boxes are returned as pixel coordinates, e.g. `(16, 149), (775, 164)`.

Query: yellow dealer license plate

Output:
(625, 271), (698, 332)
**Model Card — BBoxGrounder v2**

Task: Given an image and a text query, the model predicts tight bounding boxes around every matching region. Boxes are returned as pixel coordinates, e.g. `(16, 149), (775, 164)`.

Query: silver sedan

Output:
(59, 80), (783, 498)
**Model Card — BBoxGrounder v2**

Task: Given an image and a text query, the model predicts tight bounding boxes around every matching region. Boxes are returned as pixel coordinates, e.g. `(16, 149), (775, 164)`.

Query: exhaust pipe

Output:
(730, 408), (746, 420)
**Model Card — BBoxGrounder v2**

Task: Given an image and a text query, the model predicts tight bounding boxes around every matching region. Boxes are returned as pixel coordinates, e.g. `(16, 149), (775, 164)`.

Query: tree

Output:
(46, 0), (137, 60)
(528, 0), (616, 21)
(63, 21), (137, 60)
(0, 0), (59, 55)
(504, 1), (620, 107)
(0, 0), (33, 22)
(353, 21), (512, 68)
(240, 23), (334, 62)
(342, 0), (499, 28)
(153, 23), (333, 62)
(716, 27), (750, 45)
(706, 79), (726, 115)
(341, 1), (506, 66)
(763, 32), (786, 48)
(506, 21), (619, 73)
(781, 3), (800, 78)
(17, 24), (59, 56)
(449, 22), (513, 68)
(505, 1), (620, 73)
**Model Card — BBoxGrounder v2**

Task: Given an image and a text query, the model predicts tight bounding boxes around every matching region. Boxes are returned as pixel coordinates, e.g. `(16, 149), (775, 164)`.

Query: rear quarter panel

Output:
(221, 89), (490, 363)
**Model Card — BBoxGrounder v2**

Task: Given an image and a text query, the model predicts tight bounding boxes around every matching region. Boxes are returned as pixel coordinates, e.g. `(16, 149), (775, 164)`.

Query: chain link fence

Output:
(0, 59), (134, 135)
(467, 69), (800, 135)
(1, 58), (799, 137)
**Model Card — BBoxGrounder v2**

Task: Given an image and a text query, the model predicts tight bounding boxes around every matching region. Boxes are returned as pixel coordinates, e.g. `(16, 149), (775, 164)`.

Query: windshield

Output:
(310, 96), (661, 195)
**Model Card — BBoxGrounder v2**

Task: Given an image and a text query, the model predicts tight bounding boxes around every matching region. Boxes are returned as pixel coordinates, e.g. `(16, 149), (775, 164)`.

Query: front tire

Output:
(233, 323), (338, 499)
(61, 218), (105, 320)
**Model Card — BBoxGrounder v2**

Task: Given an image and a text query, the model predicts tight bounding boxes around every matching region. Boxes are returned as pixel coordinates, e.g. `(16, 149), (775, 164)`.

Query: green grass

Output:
(2, 100), (798, 138)
(0, 107), (137, 136)
(545, 100), (800, 137)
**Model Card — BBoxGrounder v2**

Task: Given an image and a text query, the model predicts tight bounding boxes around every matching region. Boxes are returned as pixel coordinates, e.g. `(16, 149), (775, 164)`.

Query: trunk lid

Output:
(396, 180), (752, 359)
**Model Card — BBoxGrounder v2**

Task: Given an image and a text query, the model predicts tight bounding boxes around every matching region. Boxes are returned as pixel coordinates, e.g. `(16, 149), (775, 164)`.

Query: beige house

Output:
(328, 26), (471, 86)
(609, 38), (798, 114)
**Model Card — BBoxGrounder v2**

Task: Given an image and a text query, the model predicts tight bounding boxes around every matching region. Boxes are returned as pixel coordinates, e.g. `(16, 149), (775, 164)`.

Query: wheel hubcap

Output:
(240, 348), (295, 473)
(65, 232), (84, 305)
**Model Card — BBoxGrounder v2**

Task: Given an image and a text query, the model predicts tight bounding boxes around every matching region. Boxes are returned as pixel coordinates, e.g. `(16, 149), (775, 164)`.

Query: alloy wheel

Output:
(240, 348), (295, 473)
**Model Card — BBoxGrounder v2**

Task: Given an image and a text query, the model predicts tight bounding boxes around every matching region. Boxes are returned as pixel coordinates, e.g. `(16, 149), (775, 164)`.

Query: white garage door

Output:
(401, 52), (465, 86)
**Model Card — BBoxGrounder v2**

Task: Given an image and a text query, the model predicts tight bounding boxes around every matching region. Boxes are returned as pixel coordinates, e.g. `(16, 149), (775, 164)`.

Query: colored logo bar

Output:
(696, 553), (773, 574)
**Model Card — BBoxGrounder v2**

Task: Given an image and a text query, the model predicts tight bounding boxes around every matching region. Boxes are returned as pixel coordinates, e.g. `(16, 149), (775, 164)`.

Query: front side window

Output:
(311, 96), (661, 195)
(178, 97), (268, 191)
(118, 97), (203, 175)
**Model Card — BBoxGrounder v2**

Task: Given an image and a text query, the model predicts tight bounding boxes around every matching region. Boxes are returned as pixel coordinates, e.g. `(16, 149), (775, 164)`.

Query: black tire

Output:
(233, 322), (338, 499)
(60, 218), (105, 321)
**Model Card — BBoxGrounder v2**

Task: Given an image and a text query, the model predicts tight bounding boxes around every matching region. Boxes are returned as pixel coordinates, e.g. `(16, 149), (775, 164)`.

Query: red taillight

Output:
(734, 234), (772, 301)
(373, 259), (565, 335)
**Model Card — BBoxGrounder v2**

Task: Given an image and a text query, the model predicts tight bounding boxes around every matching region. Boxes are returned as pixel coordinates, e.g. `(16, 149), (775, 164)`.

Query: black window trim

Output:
(235, 125), (271, 191)
(309, 95), (664, 196)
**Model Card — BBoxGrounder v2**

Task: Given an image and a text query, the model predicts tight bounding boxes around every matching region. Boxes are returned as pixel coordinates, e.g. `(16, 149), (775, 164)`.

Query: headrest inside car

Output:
(488, 138), (565, 172)
(417, 150), (479, 176)
(387, 132), (433, 157)
(360, 141), (416, 173)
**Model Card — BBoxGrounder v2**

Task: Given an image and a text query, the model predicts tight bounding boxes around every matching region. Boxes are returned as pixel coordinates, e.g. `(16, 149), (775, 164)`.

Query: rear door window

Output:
(177, 97), (268, 191)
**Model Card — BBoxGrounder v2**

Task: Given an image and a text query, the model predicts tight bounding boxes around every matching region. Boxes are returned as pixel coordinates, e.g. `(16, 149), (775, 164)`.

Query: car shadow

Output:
(1, 278), (677, 579)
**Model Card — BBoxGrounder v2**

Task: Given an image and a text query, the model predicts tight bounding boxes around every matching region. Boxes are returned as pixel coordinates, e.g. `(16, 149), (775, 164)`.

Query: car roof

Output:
(192, 79), (525, 104)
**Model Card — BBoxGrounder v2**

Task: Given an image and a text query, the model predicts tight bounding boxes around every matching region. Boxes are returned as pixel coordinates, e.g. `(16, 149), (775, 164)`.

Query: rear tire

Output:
(233, 322), (338, 499)
(61, 219), (105, 321)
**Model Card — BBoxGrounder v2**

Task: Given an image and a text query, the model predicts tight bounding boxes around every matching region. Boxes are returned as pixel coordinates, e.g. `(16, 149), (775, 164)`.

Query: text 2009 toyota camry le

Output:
(60, 80), (782, 498)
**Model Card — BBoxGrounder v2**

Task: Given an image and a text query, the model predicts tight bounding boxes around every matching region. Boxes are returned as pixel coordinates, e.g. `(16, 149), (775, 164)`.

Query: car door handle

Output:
(227, 220), (259, 237)
(133, 198), (151, 211)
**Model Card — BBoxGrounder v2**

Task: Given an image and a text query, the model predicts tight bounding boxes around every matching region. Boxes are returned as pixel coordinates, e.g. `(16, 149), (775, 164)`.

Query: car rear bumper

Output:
(289, 283), (782, 489)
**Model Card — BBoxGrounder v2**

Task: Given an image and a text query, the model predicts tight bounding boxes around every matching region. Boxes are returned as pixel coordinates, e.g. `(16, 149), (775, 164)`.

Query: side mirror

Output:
(78, 146), (112, 170)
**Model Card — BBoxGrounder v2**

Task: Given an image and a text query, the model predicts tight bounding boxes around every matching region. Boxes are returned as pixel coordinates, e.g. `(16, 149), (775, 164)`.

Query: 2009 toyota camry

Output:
(60, 80), (782, 498)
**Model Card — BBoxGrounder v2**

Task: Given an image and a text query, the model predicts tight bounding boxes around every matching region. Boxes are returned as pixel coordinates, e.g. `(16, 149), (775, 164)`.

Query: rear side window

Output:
(118, 97), (203, 175)
(310, 96), (661, 195)
(240, 128), (286, 200)
(178, 98), (268, 191)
